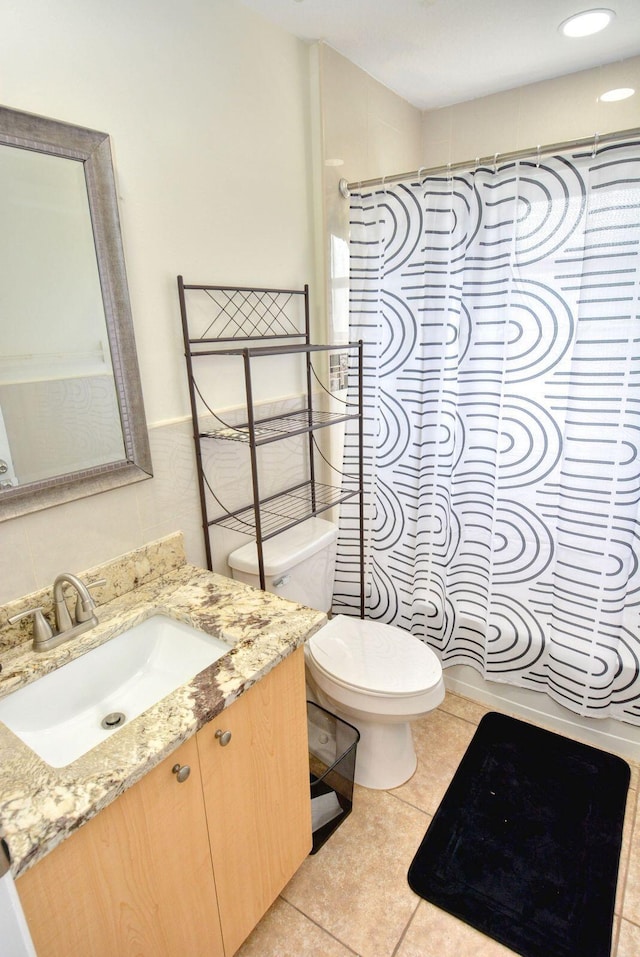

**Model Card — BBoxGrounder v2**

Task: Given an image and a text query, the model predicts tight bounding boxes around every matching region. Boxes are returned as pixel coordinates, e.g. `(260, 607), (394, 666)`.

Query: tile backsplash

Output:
(1, 418), (204, 606)
(0, 532), (185, 654)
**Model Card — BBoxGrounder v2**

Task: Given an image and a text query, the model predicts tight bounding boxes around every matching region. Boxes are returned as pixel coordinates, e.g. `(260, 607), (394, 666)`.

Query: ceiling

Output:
(238, 0), (640, 110)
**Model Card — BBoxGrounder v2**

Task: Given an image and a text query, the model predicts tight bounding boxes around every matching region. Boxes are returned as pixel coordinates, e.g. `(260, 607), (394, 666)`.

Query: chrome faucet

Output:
(8, 573), (106, 653)
(53, 572), (99, 634)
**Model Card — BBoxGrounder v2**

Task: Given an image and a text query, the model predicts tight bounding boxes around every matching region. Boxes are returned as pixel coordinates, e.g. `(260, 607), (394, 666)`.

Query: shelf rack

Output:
(177, 277), (364, 615)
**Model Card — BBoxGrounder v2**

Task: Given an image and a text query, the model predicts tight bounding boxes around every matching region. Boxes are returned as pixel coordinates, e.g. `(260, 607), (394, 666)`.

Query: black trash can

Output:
(307, 700), (360, 854)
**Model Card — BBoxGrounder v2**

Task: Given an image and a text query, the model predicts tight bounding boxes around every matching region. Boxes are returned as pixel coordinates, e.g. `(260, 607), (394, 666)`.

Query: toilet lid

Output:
(308, 615), (442, 696)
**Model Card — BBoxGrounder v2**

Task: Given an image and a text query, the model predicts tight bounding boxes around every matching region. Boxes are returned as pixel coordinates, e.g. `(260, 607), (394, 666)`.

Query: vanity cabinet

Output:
(197, 644), (311, 955)
(16, 647), (311, 957)
(16, 735), (223, 957)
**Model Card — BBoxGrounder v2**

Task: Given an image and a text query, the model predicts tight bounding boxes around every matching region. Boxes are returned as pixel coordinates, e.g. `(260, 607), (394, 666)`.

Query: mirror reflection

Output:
(0, 106), (152, 518)
(0, 145), (125, 486)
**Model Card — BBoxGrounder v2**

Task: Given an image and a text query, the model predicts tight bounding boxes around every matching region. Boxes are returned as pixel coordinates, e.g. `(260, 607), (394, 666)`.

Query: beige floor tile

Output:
(611, 914), (621, 957)
(395, 900), (519, 957)
(616, 781), (638, 916)
(235, 897), (357, 957)
(622, 784), (640, 924)
(282, 786), (427, 957)
(242, 691), (637, 957)
(626, 759), (640, 793)
(390, 707), (477, 814)
(621, 788), (640, 925)
(617, 918), (640, 957)
(439, 690), (489, 725)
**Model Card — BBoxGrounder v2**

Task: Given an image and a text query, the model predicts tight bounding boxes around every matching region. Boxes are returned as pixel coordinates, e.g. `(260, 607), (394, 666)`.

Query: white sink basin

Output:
(0, 614), (231, 768)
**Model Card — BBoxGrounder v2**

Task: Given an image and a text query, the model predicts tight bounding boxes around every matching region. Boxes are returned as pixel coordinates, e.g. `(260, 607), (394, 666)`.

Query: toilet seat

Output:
(307, 615), (442, 696)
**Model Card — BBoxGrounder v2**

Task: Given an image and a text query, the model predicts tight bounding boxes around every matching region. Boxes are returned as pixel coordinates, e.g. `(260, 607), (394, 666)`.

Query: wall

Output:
(0, 0), (316, 603)
(317, 50), (640, 339)
(308, 44), (424, 501)
(422, 55), (640, 167)
(315, 43), (424, 339)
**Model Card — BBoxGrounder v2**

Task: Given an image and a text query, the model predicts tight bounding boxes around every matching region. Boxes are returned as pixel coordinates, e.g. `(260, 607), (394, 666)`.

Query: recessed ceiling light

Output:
(559, 8), (615, 37)
(599, 87), (635, 102)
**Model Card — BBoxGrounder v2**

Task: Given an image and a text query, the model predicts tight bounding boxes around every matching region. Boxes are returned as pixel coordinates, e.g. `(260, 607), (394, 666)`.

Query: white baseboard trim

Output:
(444, 664), (640, 763)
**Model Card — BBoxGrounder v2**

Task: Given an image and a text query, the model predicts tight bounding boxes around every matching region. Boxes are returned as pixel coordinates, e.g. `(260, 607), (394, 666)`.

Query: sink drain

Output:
(101, 711), (126, 730)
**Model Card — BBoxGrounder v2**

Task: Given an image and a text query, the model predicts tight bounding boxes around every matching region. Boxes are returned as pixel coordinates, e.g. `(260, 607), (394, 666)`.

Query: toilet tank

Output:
(227, 518), (338, 612)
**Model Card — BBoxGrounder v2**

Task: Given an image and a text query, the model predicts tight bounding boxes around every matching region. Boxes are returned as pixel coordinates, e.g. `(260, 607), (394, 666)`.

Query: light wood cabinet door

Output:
(197, 646), (312, 956)
(17, 736), (224, 957)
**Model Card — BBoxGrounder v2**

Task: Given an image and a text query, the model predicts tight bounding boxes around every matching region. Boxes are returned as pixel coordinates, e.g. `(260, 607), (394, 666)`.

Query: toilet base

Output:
(351, 717), (417, 790)
(307, 681), (418, 789)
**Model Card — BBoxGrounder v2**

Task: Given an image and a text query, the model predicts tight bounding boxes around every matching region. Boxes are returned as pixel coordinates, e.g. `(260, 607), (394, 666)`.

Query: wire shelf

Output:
(202, 409), (359, 445)
(208, 482), (360, 538)
(177, 276), (365, 615)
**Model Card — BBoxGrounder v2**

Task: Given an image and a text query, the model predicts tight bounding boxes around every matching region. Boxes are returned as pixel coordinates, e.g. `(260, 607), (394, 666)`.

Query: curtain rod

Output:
(340, 126), (640, 196)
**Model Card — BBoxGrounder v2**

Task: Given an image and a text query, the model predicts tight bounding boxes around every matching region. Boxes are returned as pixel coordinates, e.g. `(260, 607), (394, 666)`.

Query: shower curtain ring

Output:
(474, 156), (480, 173)
(536, 145), (541, 168)
(493, 152), (499, 174)
(418, 166), (427, 184)
(592, 132), (600, 158)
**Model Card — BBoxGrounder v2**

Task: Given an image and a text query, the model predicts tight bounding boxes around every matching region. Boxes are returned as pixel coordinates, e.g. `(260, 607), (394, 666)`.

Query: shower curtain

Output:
(333, 137), (640, 724)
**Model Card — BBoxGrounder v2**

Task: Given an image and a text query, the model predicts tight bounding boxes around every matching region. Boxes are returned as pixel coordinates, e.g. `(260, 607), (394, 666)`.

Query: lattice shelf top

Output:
(179, 282), (308, 343)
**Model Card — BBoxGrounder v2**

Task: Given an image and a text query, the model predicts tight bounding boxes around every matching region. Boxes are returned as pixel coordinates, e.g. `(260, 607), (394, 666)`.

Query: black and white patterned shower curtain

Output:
(333, 138), (640, 724)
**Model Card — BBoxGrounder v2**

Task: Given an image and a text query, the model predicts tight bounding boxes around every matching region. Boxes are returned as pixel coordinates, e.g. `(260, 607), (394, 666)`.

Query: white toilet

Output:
(228, 518), (445, 790)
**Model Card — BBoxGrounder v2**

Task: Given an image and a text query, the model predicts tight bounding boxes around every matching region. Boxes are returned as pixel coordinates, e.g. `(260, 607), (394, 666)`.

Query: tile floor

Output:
(236, 691), (640, 957)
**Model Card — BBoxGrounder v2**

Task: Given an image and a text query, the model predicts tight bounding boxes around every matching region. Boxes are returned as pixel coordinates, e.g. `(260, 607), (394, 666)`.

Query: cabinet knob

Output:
(215, 729), (232, 747)
(172, 763), (191, 783)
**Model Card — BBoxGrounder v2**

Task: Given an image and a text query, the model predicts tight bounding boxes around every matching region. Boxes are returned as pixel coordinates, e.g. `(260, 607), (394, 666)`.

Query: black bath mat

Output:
(408, 712), (630, 957)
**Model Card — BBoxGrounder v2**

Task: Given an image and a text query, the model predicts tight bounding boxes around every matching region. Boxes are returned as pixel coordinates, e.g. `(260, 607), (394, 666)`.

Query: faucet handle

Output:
(8, 606), (54, 645)
(75, 578), (107, 623)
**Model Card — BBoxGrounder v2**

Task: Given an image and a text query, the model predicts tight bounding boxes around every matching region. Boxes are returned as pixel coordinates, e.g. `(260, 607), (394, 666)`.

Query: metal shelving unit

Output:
(177, 277), (364, 615)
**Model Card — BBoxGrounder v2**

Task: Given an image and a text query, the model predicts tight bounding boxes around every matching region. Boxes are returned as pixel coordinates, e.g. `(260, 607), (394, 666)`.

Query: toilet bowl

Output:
(228, 519), (445, 790)
(305, 615), (444, 789)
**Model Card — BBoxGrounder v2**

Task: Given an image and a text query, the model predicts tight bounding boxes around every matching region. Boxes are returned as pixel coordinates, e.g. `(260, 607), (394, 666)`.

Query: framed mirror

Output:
(0, 105), (152, 520)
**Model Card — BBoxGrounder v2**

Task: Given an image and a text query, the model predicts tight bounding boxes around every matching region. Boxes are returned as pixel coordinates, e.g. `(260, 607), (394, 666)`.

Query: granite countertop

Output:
(0, 537), (326, 878)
